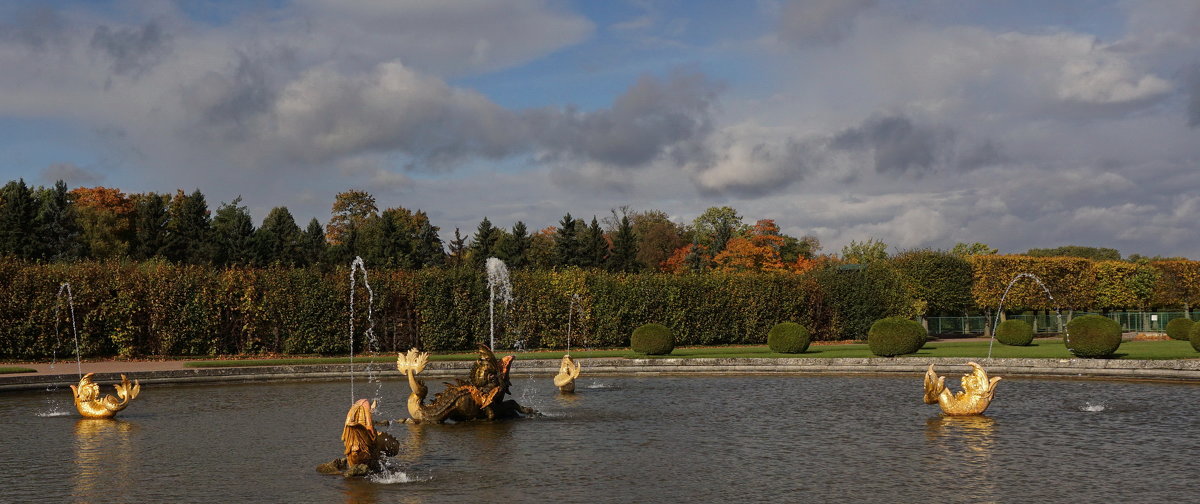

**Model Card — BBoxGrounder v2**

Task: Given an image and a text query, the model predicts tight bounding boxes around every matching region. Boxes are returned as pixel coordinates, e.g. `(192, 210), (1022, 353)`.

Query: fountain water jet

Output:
(485, 258), (512, 350)
(54, 282), (82, 378)
(987, 273), (1069, 359)
(349, 257), (382, 405)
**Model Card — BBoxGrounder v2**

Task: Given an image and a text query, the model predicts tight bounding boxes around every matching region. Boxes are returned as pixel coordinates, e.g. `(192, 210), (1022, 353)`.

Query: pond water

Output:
(2, 373), (1198, 503)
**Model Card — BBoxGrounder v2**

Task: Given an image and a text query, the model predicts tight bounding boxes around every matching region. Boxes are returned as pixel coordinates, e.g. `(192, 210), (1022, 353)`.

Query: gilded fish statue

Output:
(396, 346), (536, 423)
(70, 373), (140, 419)
(316, 399), (399, 477)
(923, 362), (1001, 416)
(553, 354), (581, 393)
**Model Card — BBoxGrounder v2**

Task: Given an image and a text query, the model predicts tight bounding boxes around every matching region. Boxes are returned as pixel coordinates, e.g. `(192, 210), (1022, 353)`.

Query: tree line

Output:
(0, 178), (1188, 272)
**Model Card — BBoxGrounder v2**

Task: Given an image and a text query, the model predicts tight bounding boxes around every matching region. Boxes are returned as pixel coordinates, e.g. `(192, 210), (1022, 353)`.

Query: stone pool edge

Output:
(4, 357), (1200, 392)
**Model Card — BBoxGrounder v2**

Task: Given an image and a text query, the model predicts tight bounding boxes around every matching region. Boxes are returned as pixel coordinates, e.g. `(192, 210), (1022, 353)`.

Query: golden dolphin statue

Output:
(553, 354), (581, 393)
(923, 362), (1001, 416)
(70, 373), (140, 419)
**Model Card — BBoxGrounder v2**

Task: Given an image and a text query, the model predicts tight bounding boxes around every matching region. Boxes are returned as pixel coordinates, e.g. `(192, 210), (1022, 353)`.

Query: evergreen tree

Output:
(162, 189), (213, 264)
(607, 214), (640, 272)
(553, 213), (580, 268)
(469, 217), (500, 267)
(358, 214), (400, 268)
(412, 215), (444, 268)
(447, 227), (468, 267)
(301, 218), (328, 266)
(685, 235), (707, 273)
(33, 180), (83, 261)
(131, 192), (169, 260)
(0, 179), (37, 258)
(255, 206), (303, 266)
(496, 221), (530, 269)
(581, 216), (608, 267)
(211, 197), (255, 266)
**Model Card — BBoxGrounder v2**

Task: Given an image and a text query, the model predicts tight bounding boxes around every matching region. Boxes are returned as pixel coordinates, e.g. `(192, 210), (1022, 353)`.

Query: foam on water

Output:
(37, 409), (73, 417)
(586, 381), (613, 389)
(368, 469), (428, 484)
(1079, 402), (1106, 412)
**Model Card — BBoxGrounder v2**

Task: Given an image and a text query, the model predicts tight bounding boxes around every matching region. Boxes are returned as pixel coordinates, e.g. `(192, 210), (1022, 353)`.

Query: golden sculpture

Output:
(553, 354), (581, 393)
(317, 399), (400, 477)
(70, 373), (140, 419)
(923, 362), (1001, 416)
(397, 346), (536, 423)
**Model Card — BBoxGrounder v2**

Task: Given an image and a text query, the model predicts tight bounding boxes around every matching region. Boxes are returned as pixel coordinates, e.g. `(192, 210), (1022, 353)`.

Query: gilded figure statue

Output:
(316, 399), (400, 477)
(553, 354), (581, 393)
(923, 362), (1001, 416)
(396, 345), (537, 423)
(70, 373), (140, 419)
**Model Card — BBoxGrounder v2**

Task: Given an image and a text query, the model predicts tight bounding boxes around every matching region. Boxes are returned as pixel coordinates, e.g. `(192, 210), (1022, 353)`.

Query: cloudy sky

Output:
(1, 0), (1198, 257)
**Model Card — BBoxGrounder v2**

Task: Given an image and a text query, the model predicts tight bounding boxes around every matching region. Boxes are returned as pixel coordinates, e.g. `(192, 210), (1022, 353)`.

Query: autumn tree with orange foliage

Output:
(712, 219), (787, 273)
(70, 186), (134, 258)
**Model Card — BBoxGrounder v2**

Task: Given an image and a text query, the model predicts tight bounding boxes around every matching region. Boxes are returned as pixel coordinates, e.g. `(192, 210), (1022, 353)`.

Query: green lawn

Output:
(0, 367), (36, 374)
(182, 338), (1199, 368)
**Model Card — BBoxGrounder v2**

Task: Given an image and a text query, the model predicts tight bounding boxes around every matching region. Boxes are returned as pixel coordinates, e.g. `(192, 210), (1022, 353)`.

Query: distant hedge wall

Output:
(1, 259), (898, 359)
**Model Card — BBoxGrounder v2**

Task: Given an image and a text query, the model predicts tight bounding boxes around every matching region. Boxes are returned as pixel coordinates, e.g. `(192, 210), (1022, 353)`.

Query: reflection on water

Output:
(0, 376), (1198, 502)
(73, 419), (136, 502)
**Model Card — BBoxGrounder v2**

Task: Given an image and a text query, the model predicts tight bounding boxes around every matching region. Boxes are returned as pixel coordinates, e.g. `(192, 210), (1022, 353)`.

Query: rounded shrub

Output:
(1190, 322), (1200, 353)
(1166, 318), (1194, 341)
(867, 317), (927, 357)
(1064, 315), (1122, 358)
(995, 319), (1034, 346)
(630, 323), (674, 355)
(767, 322), (811, 354)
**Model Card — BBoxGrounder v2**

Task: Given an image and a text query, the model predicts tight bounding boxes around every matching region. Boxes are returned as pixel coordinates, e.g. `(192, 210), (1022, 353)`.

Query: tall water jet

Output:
(485, 258), (512, 350)
(987, 273), (1068, 359)
(55, 282), (82, 378)
(349, 257), (381, 404)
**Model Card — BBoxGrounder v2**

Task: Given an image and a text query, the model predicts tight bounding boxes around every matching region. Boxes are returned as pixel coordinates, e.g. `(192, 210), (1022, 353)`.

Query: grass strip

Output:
(0, 367), (37, 374)
(183, 339), (1199, 368)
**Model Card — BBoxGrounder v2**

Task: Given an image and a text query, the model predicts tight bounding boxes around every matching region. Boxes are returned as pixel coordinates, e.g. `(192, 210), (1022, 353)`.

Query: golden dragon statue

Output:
(553, 354), (581, 394)
(923, 362), (1002, 416)
(316, 399), (400, 477)
(70, 373), (140, 419)
(396, 346), (537, 423)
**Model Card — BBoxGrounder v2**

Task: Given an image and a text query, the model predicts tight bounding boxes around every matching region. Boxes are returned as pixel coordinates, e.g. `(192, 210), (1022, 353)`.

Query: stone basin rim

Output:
(4, 356), (1200, 392)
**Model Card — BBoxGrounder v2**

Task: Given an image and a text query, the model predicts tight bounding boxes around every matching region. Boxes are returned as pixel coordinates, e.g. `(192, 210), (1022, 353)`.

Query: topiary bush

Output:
(630, 323), (674, 355)
(1190, 322), (1200, 353)
(1166, 318), (1194, 341)
(768, 322), (811, 354)
(995, 319), (1034, 346)
(1065, 314), (1122, 358)
(867, 317), (927, 357)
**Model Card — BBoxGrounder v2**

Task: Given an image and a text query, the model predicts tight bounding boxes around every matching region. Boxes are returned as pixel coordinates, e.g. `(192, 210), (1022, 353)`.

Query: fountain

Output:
(554, 294), (582, 393)
(316, 399), (399, 477)
(485, 257), (512, 350)
(922, 362), (1001, 415)
(987, 273), (1069, 359)
(396, 346), (537, 423)
(53, 282), (82, 377)
(348, 257), (382, 405)
(56, 282), (143, 418)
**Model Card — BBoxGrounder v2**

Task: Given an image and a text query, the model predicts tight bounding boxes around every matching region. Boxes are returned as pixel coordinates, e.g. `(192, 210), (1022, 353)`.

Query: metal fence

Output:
(926, 311), (1200, 335)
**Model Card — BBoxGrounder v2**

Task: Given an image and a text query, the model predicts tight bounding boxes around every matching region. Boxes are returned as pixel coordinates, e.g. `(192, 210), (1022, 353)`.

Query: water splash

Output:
(55, 282), (82, 378)
(368, 468), (429, 484)
(987, 273), (1069, 359)
(37, 408), (74, 418)
(566, 293), (580, 353)
(1079, 402), (1106, 412)
(349, 257), (381, 405)
(485, 258), (512, 349)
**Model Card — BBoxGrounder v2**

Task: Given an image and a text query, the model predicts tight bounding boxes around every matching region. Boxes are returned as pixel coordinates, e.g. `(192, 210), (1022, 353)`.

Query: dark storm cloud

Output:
(777, 0), (876, 46)
(180, 50), (294, 143)
(831, 115), (952, 175)
(0, 6), (67, 52)
(89, 22), (173, 77)
(528, 71), (720, 168)
(39, 162), (104, 186)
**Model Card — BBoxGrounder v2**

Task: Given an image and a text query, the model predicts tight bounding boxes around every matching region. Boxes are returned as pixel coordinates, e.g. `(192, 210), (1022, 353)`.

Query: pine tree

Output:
(496, 221), (529, 269)
(607, 214), (639, 272)
(162, 189), (213, 264)
(33, 180), (83, 261)
(254, 206), (303, 266)
(412, 214), (444, 268)
(0, 179), (37, 258)
(581, 216), (607, 268)
(301, 218), (327, 266)
(553, 213), (580, 268)
(469, 217), (499, 267)
(211, 197), (255, 266)
(447, 227), (468, 267)
(131, 192), (169, 260)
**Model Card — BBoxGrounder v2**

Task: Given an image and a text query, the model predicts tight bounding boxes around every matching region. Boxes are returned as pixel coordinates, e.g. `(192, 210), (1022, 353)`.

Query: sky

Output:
(1, 0), (1198, 258)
